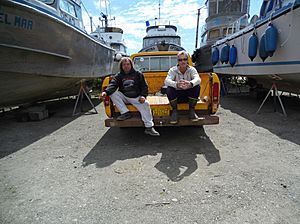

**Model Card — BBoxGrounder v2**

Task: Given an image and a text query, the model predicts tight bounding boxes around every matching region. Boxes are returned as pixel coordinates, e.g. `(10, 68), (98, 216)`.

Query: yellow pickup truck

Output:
(101, 51), (220, 127)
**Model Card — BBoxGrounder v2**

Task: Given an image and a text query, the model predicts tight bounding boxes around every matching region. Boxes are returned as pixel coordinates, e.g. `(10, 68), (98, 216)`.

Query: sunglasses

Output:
(178, 58), (188, 62)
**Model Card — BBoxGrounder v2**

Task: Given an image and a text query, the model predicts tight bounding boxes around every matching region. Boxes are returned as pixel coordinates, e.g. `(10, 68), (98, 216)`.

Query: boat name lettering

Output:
(0, 12), (33, 30)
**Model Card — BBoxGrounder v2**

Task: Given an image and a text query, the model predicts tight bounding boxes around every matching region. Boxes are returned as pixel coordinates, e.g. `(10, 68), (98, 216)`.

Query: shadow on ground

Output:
(0, 98), (100, 158)
(220, 94), (300, 145)
(83, 126), (220, 182)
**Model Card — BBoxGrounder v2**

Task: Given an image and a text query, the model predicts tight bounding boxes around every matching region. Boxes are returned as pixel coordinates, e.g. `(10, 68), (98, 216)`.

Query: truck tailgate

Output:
(106, 95), (218, 127)
(105, 115), (219, 127)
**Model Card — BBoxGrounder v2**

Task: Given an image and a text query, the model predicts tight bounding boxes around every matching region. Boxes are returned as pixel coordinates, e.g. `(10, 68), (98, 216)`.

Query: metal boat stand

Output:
(256, 83), (287, 117)
(72, 80), (98, 116)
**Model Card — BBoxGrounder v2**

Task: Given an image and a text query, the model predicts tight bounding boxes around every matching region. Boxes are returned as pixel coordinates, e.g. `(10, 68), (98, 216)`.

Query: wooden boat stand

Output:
(72, 80), (98, 116)
(256, 83), (287, 117)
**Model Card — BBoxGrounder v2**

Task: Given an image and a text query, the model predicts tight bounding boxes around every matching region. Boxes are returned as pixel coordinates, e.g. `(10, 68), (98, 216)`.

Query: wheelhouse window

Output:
(60, 0), (77, 18)
(208, 29), (220, 39)
(133, 56), (178, 72)
(223, 27), (233, 36)
(143, 37), (181, 48)
(111, 44), (120, 51)
(38, 0), (54, 4)
(120, 45), (127, 54)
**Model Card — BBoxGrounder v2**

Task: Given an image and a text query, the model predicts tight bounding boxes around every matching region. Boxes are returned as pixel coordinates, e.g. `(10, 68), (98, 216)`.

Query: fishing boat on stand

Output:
(90, 13), (129, 74)
(0, 0), (115, 108)
(132, 23), (186, 74)
(192, 0), (250, 72)
(139, 24), (185, 53)
(212, 0), (300, 94)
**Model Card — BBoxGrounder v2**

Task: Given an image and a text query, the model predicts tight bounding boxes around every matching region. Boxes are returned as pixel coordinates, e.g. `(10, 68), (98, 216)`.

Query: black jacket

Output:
(104, 69), (148, 98)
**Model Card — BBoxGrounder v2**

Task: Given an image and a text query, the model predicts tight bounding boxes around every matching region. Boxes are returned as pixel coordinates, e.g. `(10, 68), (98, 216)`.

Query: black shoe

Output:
(189, 108), (199, 122)
(116, 112), (132, 121)
(144, 127), (160, 136)
(170, 110), (178, 124)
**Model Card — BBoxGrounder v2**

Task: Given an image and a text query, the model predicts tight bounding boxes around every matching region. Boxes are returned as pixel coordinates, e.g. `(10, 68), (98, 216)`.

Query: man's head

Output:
(177, 51), (189, 69)
(119, 57), (134, 74)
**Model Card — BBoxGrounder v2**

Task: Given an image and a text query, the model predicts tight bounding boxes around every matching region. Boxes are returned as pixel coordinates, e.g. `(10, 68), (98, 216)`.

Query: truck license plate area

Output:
(152, 108), (170, 116)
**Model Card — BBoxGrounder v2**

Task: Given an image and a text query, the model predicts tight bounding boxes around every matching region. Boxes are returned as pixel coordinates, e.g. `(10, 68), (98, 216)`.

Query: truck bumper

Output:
(105, 115), (219, 127)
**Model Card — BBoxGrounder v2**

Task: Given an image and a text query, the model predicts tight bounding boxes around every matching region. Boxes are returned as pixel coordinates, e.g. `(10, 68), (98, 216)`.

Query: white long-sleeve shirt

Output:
(164, 65), (201, 89)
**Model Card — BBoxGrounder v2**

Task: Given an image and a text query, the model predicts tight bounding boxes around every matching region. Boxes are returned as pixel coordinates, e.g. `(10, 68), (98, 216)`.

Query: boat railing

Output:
(225, 13), (249, 36)
(200, 24), (208, 36)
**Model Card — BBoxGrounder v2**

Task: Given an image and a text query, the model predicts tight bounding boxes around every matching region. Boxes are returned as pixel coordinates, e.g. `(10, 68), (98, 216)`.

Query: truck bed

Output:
(105, 96), (219, 127)
(113, 96), (210, 113)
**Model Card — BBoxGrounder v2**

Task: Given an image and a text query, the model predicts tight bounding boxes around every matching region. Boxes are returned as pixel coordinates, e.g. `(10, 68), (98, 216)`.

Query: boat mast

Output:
(241, 0), (243, 12)
(104, 0), (108, 19)
(99, 0), (108, 28)
(90, 16), (93, 33)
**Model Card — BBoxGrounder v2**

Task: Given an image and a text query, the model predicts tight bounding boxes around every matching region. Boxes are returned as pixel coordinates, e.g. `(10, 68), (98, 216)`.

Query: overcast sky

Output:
(81, 0), (262, 55)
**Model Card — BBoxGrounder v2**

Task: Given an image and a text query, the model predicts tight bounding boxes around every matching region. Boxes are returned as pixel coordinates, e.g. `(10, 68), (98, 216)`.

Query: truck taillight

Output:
(104, 95), (110, 106)
(102, 87), (110, 106)
(212, 83), (219, 102)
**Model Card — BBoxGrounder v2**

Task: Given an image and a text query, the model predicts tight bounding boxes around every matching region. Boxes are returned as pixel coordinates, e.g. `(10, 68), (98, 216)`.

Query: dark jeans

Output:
(166, 85), (200, 103)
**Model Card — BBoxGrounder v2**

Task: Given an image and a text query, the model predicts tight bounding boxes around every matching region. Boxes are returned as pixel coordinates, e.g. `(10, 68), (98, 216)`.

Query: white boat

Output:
(90, 14), (128, 74)
(212, 0), (300, 94)
(192, 0), (250, 72)
(131, 23), (186, 73)
(139, 24), (185, 52)
(0, 0), (115, 107)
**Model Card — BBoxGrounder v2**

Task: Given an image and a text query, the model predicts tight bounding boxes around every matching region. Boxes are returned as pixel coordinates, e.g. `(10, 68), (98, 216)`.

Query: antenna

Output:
(195, 6), (205, 48)
(159, 0), (161, 24)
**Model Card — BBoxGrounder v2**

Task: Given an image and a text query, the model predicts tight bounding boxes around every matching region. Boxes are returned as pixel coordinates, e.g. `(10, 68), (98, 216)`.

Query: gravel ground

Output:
(0, 95), (299, 224)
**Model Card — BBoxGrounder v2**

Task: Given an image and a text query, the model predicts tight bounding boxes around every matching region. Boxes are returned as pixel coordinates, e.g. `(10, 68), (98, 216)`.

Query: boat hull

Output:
(0, 0), (114, 107)
(213, 2), (300, 93)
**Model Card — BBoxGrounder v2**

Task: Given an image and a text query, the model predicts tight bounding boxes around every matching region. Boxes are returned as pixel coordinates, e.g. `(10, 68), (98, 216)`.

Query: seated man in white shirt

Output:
(164, 51), (201, 124)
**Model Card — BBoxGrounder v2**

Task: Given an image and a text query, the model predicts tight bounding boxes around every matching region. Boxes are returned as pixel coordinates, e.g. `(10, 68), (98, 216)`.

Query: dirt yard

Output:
(0, 95), (299, 224)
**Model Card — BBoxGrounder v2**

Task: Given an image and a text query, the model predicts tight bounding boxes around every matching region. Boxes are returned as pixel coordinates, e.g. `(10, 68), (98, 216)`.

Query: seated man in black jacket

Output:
(100, 57), (159, 136)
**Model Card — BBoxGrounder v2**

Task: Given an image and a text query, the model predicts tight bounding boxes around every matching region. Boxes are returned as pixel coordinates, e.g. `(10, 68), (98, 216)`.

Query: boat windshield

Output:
(133, 56), (178, 72)
(143, 37), (181, 48)
(111, 44), (127, 54)
(38, 0), (54, 4)
(59, 0), (80, 18)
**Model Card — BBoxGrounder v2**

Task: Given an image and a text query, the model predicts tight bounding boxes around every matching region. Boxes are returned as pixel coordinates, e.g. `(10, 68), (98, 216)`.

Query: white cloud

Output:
(124, 38), (142, 51)
(81, 0), (208, 53)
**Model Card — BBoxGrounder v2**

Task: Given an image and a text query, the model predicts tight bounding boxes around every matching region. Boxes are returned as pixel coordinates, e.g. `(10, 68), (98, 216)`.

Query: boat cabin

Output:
(37, 0), (85, 31)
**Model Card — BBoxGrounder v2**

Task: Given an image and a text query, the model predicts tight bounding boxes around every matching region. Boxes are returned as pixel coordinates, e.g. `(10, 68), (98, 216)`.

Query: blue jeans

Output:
(166, 85), (200, 103)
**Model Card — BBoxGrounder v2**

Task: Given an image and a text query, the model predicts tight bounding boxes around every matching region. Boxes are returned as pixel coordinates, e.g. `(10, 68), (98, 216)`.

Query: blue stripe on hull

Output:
(214, 61), (300, 69)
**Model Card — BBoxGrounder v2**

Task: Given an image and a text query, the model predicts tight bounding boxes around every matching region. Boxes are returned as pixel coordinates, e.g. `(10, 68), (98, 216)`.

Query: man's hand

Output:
(177, 80), (192, 90)
(99, 91), (107, 101)
(139, 96), (146, 103)
(176, 80), (185, 89)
